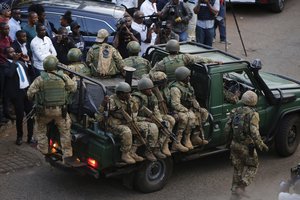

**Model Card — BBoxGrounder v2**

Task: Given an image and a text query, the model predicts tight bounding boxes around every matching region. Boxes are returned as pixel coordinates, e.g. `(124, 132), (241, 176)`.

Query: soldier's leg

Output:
(230, 151), (244, 194)
(110, 124), (136, 164)
(191, 109), (209, 146)
(35, 115), (52, 155)
(56, 114), (73, 158)
(242, 151), (259, 187)
(172, 112), (189, 152)
(161, 114), (175, 156)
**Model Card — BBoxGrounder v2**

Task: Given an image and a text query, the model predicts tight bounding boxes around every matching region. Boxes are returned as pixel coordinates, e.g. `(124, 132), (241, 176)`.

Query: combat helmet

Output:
(241, 90), (258, 106)
(67, 48), (82, 62)
(166, 39), (180, 53)
(43, 55), (59, 71)
(175, 66), (190, 81)
(150, 71), (167, 83)
(127, 41), (141, 54)
(137, 77), (154, 91)
(115, 82), (131, 93)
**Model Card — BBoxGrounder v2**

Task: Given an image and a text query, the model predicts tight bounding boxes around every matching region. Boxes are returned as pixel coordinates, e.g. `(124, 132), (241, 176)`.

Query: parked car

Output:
(18, 0), (125, 49)
(46, 41), (300, 193)
(226, 0), (285, 13)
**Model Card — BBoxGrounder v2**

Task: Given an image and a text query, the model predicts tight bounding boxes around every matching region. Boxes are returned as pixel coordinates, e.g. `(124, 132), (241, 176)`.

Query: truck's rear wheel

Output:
(270, 0), (285, 13)
(275, 115), (300, 157)
(134, 158), (173, 193)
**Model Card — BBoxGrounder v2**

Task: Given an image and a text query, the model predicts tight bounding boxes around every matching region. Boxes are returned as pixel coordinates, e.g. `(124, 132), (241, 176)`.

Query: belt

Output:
(45, 106), (62, 109)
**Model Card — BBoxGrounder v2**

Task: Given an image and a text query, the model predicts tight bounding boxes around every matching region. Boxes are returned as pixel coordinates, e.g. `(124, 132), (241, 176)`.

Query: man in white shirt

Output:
(279, 179), (300, 200)
(113, 0), (138, 16)
(132, 10), (155, 56)
(8, 8), (21, 41)
(30, 24), (56, 77)
(140, 0), (158, 17)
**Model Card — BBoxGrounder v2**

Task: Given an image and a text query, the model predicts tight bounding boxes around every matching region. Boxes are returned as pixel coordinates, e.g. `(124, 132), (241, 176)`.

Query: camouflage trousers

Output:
(35, 107), (72, 158)
(135, 121), (159, 148)
(230, 142), (258, 191)
(158, 114), (176, 146)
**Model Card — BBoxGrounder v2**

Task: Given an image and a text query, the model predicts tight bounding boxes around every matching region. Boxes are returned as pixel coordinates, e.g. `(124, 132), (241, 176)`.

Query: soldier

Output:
(224, 90), (269, 200)
(169, 67), (209, 152)
(149, 39), (220, 80)
(27, 55), (77, 164)
(86, 29), (125, 78)
(150, 71), (176, 156)
(132, 77), (168, 159)
(123, 41), (151, 79)
(98, 82), (144, 164)
(66, 48), (91, 78)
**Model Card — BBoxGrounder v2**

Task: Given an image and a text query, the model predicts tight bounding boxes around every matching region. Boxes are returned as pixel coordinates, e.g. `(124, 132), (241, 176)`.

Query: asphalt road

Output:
(1, 1), (300, 200)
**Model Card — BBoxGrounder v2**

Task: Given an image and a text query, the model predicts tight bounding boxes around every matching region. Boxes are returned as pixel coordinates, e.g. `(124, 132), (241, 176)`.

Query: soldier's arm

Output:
(249, 112), (266, 149)
(132, 96), (148, 122)
(64, 74), (77, 92)
(149, 61), (165, 77)
(27, 77), (42, 100)
(113, 48), (125, 75)
(85, 48), (94, 68)
(187, 54), (215, 65)
(153, 98), (163, 121)
(170, 87), (189, 112)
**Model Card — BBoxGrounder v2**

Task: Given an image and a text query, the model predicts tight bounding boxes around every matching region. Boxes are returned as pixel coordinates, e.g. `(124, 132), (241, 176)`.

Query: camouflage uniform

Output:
(150, 54), (214, 80)
(224, 89), (240, 104)
(27, 70), (77, 158)
(67, 62), (91, 78)
(123, 56), (151, 79)
(224, 91), (268, 198)
(169, 80), (209, 150)
(86, 43), (125, 77)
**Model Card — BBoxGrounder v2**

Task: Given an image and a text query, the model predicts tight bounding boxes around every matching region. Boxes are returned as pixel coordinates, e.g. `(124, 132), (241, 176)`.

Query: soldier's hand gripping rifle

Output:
(140, 106), (178, 143)
(152, 87), (168, 115)
(119, 108), (153, 154)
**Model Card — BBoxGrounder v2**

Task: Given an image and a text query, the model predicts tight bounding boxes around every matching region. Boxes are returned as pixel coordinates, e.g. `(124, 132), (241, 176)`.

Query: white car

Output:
(226, 0), (285, 13)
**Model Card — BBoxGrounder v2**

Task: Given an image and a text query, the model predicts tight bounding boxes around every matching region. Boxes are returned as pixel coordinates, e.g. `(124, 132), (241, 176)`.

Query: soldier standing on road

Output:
(123, 41), (151, 79)
(169, 67), (209, 151)
(98, 82), (144, 164)
(224, 90), (269, 200)
(150, 71), (176, 156)
(149, 39), (218, 80)
(66, 48), (91, 78)
(27, 55), (77, 164)
(132, 77), (168, 159)
(86, 29), (125, 78)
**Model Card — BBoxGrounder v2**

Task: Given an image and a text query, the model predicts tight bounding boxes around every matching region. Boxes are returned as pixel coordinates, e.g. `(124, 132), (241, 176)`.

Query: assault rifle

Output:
(140, 106), (178, 143)
(152, 87), (168, 115)
(120, 108), (153, 154)
(23, 105), (36, 124)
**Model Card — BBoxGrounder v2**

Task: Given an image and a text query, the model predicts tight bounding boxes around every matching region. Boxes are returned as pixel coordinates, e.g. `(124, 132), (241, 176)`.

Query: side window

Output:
(84, 19), (114, 36)
(46, 13), (61, 33)
(190, 68), (209, 108)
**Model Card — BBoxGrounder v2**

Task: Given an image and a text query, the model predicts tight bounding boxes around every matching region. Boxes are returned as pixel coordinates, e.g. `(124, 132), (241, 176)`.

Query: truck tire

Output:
(275, 115), (300, 157)
(270, 0), (285, 13)
(134, 158), (173, 193)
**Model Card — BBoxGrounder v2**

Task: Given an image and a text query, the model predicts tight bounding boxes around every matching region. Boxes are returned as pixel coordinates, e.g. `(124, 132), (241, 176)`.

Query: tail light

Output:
(87, 158), (99, 169)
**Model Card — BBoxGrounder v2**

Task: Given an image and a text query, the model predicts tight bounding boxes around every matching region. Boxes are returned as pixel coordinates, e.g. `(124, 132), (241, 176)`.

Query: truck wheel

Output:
(270, 0), (285, 13)
(275, 115), (300, 157)
(134, 158), (173, 193)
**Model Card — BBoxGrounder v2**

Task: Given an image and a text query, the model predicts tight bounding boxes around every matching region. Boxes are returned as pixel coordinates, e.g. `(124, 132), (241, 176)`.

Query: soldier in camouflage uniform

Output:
(169, 67), (209, 152)
(86, 29), (125, 78)
(123, 41), (151, 79)
(98, 82), (145, 164)
(224, 90), (269, 200)
(150, 71), (176, 156)
(27, 55), (77, 163)
(132, 77), (168, 159)
(149, 39), (219, 80)
(66, 48), (91, 78)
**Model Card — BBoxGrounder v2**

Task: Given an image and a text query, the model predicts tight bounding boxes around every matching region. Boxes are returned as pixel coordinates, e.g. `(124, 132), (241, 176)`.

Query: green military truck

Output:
(47, 42), (300, 193)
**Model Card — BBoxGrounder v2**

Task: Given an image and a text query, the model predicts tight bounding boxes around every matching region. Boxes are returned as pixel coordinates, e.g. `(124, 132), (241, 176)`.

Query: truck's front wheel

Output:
(275, 115), (300, 157)
(134, 158), (173, 193)
(270, 0), (285, 13)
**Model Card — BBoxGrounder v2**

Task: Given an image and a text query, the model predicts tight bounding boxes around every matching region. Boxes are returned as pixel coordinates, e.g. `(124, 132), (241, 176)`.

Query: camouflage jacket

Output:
(123, 56), (151, 79)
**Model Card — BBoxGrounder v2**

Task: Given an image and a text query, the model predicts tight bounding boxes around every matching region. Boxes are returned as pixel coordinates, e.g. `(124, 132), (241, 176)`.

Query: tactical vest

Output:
(68, 62), (91, 77)
(91, 44), (114, 77)
(162, 54), (186, 80)
(123, 56), (149, 78)
(38, 71), (66, 107)
(109, 94), (133, 121)
(231, 106), (255, 144)
(132, 92), (157, 117)
(169, 81), (194, 109)
(197, 0), (216, 21)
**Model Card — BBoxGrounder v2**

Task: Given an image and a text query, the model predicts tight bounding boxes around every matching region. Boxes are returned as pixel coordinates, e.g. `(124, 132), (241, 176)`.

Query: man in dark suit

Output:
(3, 46), (34, 145)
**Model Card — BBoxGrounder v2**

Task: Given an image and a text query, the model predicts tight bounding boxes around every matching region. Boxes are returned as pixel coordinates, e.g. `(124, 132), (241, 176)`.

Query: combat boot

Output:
(130, 145), (144, 162)
(191, 132), (208, 146)
(162, 139), (171, 156)
(235, 186), (250, 198)
(171, 131), (189, 152)
(145, 150), (157, 162)
(154, 148), (167, 159)
(183, 133), (194, 150)
(121, 152), (136, 164)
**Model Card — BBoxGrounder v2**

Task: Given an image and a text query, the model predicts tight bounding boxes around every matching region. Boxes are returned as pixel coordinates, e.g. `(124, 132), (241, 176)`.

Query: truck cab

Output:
(47, 42), (300, 193)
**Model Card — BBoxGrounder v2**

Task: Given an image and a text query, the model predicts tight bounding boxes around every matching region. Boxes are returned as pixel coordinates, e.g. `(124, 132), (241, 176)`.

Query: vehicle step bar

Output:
(180, 148), (229, 162)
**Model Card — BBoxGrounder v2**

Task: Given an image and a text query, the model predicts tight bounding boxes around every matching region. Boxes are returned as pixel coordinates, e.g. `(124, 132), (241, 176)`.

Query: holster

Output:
(248, 143), (255, 157)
